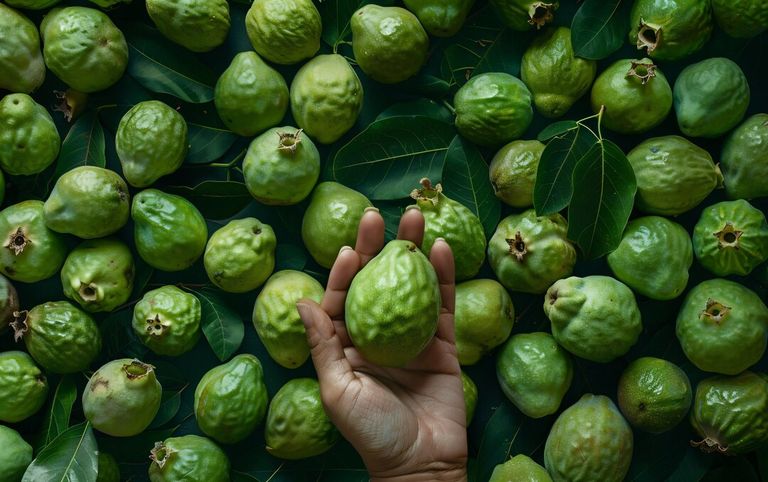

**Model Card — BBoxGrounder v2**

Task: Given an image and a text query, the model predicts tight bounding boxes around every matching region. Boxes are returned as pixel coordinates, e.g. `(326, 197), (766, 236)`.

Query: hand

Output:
(297, 207), (468, 482)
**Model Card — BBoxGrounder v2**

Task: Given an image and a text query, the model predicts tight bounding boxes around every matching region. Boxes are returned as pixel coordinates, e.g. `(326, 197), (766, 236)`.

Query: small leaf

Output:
(376, 99), (454, 125)
(164, 180), (253, 220)
(49, 111), (105, 189)
(23, 422), (98, 482)
(331, 116), (455, 200)
(129, 256), (154, 301)
(35, 376), (77, 451)
(567, 140), (637, 259)
(148, 389), (184, 429)
(193, 288), (245, 361)
(537, 120), (579, 142)
(398, 74), (452, 98)
(185, 122), (240, 165)
(275, 243), (308, 271)
(318, 0), (396, 47)
(100, 309), (147, 359)
(571, 0), (631, 60)
(97, 426), (178, 463)
(375, 201), (407, 242)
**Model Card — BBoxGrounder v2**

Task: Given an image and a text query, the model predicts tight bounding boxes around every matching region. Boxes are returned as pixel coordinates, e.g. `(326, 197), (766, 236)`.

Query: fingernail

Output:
(405, 205), (420, 212)
(338, 245), (353, 256)
(296, 302), (312, 329)
(435, 237), (446, 244)
(363, 206), (379, 213)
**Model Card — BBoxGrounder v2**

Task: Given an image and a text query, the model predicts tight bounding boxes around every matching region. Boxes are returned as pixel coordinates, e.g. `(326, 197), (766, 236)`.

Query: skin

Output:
(297, 207), (468, 481)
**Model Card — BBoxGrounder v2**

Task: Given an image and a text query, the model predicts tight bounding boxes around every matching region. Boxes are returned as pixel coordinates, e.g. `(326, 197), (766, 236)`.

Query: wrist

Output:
(370, 467), (467, 482)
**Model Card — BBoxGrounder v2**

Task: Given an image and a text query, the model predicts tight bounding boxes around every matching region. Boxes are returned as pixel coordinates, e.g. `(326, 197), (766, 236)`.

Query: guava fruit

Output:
(0, 350), (47, 423)
(132, 285), (201, 356)
(0, 274), (18, 333)
(454, 72), (533, 147)
(146, 0), (230, 52)
(214, 51), (289, 137)
(629, 0), (713, 61)
(521, 27), (597, 118)
(607, 216), (693, 300)
(204, 218), (276, 293)
(345, 239), (441, 367)
(290, 54), (363, 144)
(60, 238), (134, 313)
(617, 357), (692, 434)
(410, 179), (486, 280)
(693, 200), (768, 276)
(674, 57), (750, 138)
(44, 166), (131, 239)
(242, 126), (320, 205)
(454, 279), (514, 365)
(0, 200), (68, 283)
(690, 371), (768, 455)
(83, 358), (162, 437)
(5, 0), (60, 10)
(497, 332), (572, 418)
(489, 454), (552, 482)
(12, 301), (101, 374)
(194, 354), (269, 444)
(351, 5), (429, 84)
(132, 189), (208, 272)
(721, 113), (768, 200)
(676, 278), (768, 375)
(489, 140), (545, 208)
(544, 275), (642, 363)
(41, 7), (128, 93)
(245, 0), (321, 65)
(0, 94), (60, 176)
(252, 270), (324, 369)
(149, 435), (230, 482)
(0, 425), (32, 482)
(402, 0), (475, 37)
(590, 58), (672, 134)
(265, 378), (339, 459)
(544, 394), (633, 482)
(301, 182), (372, 268)
(488, 209), (576, 294)
(711, 0), (768, 38)
(490, 0), (559, 31)
(627, 136), (723, 216)
(0, 5), (45, 93)
(116, 100), (188, 188)
(96, 452), (120, 482)
(461, 370), (477, 425)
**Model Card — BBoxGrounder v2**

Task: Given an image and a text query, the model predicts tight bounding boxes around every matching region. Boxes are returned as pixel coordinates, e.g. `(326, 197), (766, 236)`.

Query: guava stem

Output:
(528, 2), (558, 29)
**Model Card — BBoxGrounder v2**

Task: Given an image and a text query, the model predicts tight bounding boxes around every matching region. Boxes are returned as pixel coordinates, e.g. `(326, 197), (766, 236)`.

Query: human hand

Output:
(297, 207), (468, 482)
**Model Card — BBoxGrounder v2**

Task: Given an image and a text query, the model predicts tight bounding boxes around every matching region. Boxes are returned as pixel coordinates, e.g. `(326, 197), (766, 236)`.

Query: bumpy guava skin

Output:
(0, 94), (60, 176)
(132, 285), (201, 356)
(245, 0), (321, 65)
(146, 0), (230, 52)
(148, 435), (230, 482)
(204, 218), (276, 293)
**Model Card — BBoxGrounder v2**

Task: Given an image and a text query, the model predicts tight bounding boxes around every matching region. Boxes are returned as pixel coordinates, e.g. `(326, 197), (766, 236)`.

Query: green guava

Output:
(490, 0), (559, 31)
(0, 351), (47, 423)
(721, 113), (768, 200)
(0, 4), (45, 93)
(489, 140), (545, 208)
(132, 285), (201, 357)
(149, 435), (230, 482)
(402, 0), (475, 37)
(204, 218), (276, 293)
(0, 274), (18, 334)
(245, 0), (321, 65)
(5, 0), (60, 10)
(454, 278), (514, 365)
(490, 454), (552, 482)
(146, 0), (230, 52)
(0, 425), (32, 482)
(711, 0), (768, 38)
(629, 0), (713, 61)
(96, 452), (120, 482)
(461, 370), (478, 425)
(0, 93), (60, 176)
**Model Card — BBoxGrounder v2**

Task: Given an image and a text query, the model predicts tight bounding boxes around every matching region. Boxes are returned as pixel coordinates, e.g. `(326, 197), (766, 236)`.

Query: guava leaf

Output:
(185, 122), (239, 165)
(164, 181), (253, 220)
(537, 120), (579, 142)
(49, 111), (105, 190)
(571, 0), (632, 60)
(23, 422), (98, 482)
(194, 288), (245, 361)
(35, 376), (77, 452)
(148, 389), (184, 429)
(376, 99), (454, 125)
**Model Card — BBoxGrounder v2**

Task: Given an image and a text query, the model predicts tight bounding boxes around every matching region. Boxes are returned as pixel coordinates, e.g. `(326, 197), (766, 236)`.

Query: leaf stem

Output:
(442, 100), (457, 116)
(596, 104), (605, 141)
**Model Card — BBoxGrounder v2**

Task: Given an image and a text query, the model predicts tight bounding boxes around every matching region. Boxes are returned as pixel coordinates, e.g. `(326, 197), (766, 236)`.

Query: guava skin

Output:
(146, 0), (230, 52)
(607, 216), (693, 300)
(301, 182), (372, 269)
(454, 279), (515, 365)
(116, 100), (189, 188)
(252, 270), (324, 369)
(148, 435), (230, 482)
(403, 0), (475, 37)
(496, 332), (573, 418)
(544, 275), (642, 363)
(0, 425), (32, 482)
(83, 358), (162, 437)
(629, 0), (713, 61)
(454, 72), (533, 147)
(265, 378), (340, 460)
(96, 452), (120, 482)
(0, 200), (68, 283)
(489, 454), (553, 482)
(60, 238), (134, 313)
(204, 218), (276, 293)
(461, 370), (478, 425)
(0, 5), (45, 93)
(627, 136), (723, 216)
(194, 354), (269, 444)
(721, 113), (768, 200)
(521, 27), (597, 118)
(673, 57), (750, 138)
(12, 301), (101, 374)
(245, 0), (321, 65)
(711, 0), (768, 38)
(489, 140), (545, 208)
(242, 126), (320, 206)
(490, 0), (559, 31)
(590, 58), (672, 135)
(0, 94), (60, 176)
(676, 279), (768, 375)
(290, 54), (364, 144)
(544, 394), (633, 482)
(214, 51), (289, 138)
(0, 350), (48, 423)
(351, 5), (429, 84)
(0, 274), (19, 333)
(132, 189), (208, 272)
(690, 371), (768, 455)
(488, 209), (577, 294)
(132, 285), (201, 357)
(44, 166), (131, 239)
(617, 357), (692, 434)
(40, 7), (128, 93)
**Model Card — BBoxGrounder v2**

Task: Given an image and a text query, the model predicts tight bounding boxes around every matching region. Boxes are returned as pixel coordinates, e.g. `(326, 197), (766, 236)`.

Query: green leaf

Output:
(129, 256), (154, 301)
(186, 122), (239, 165)
(318, 0), (396, 47)
(164, 181), (253, 220)
(97, 426), (178, 463)
(23, 422), (98, 482)
(660, 447), (713, 482)
(193, 288), (245, 361)
(100, 309), (148, 359)
(275, 243), (308, 271)
(376, 99), (454, 125)
(537, 120), (578, 142)
(35, 376), (77, 451)
(123, 23), (216, 103)
(567, 140), (637, 259)
(148, 388), (184, 429)
(571, 0), (631, 60)
(442, 136), (501, 238)
(330, 116), (455, 200)
(375, 200), (408, 242)
(398, 74), (452, 98)
(49, 111), (106, 189)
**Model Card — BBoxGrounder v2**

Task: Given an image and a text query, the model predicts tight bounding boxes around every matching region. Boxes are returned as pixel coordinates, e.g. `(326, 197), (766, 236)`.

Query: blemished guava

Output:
(204, 218), (276, 293)
(149, 435), (230, 482)
(489, 140), (545, 208)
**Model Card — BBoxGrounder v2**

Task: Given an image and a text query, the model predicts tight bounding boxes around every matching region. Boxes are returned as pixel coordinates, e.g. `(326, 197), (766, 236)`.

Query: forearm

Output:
(370, 467), (467, 482)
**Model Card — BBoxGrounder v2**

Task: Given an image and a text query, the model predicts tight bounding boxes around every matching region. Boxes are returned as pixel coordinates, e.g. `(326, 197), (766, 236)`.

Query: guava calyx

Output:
(123, 359), (154, 380)
(277, 129), (303, 154)
(529, 2), (558, 29)
(700, 298), (731, 324)
(626, 60), (657, 85)
(636, 19), (663, 54)
(10, 310), (28, 342)
(506, 232), (528, 262)
(150, 441), (175, 469)
(409, 178), (441, 205)
(52, 90), (88, 122)
(5, 227), (30, 256)
(145, 314), (170, 337)
(690, 436), (729, 454)
(713, 222), (742, 249)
